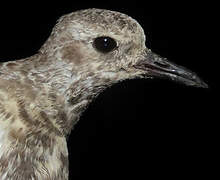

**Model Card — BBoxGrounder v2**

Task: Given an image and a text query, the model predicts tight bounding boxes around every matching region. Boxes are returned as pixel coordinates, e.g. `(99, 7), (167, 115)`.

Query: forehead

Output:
(72, 9), (138, 32)
(57, 9), (145, 43)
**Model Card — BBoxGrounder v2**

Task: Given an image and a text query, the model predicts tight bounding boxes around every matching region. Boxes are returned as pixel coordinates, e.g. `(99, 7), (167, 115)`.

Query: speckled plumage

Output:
(0, 9), (207, 180)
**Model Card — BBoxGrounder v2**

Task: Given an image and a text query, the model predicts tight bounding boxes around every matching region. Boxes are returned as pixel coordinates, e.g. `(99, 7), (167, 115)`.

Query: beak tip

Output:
(198, 81), (209, 89)
(193, 77), (209, 89)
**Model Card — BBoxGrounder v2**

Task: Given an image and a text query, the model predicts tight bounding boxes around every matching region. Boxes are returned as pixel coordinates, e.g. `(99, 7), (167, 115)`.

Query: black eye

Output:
(93, 37), (117, 53)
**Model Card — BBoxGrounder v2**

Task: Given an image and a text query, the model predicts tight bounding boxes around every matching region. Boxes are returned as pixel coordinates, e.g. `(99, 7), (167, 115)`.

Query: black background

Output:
(0, 1), (217, 179)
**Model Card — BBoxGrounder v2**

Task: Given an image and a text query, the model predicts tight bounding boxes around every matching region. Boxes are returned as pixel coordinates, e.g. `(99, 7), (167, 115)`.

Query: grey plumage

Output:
(0, 8), (207, 180)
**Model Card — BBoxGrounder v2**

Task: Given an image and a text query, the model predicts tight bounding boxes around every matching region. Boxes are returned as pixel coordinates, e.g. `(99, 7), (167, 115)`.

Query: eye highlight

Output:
(93, 37), (117, 53)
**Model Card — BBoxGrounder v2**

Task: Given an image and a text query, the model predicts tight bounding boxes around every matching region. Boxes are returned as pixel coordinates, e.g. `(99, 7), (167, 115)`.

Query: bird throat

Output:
(61, 74), (111, 135)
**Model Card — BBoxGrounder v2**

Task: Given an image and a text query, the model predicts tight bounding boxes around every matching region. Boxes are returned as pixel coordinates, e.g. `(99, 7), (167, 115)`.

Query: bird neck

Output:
(26, 53), (111, 136)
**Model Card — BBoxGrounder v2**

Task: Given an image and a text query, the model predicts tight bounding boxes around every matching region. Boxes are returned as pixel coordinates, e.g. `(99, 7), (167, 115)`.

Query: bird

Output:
(0, 8), (207, 180)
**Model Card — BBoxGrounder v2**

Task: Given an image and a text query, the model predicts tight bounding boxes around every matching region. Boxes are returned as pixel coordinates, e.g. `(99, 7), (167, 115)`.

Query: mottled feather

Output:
(0, 8), (207, 180)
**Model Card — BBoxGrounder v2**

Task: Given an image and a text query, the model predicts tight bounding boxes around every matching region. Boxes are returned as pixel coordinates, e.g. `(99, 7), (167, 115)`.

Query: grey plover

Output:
(0, 8), (207, 180)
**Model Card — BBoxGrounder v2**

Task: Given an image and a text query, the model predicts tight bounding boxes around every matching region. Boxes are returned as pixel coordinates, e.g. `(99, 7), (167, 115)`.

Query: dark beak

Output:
(134, 50), (208, 88)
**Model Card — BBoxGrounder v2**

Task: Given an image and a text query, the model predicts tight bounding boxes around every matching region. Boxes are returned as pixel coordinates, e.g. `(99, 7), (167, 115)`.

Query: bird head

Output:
(40, 9), (208, 90)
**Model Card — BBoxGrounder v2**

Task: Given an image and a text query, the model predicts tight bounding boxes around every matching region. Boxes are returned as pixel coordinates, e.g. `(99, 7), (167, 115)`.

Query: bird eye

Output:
(93, 37), (117, 53)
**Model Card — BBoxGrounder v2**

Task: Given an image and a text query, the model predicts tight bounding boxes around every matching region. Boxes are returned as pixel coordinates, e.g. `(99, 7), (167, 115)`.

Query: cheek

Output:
(61, 44), (84, 65)
(60, 40), (101, 65)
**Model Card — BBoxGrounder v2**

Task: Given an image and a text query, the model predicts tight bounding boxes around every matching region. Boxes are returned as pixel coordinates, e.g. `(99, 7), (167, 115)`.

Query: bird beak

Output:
(134, 50), (208, 88)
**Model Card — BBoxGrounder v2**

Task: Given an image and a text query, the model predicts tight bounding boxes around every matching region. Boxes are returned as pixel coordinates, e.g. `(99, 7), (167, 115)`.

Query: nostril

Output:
(154, 62), (170, 68)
